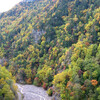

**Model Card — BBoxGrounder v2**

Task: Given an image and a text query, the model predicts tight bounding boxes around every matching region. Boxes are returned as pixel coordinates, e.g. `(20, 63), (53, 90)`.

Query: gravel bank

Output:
(16, 83), (52, 100)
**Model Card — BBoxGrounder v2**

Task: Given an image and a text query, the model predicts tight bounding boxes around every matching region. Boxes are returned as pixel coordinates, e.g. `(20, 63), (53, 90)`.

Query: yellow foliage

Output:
(73, 15), (78, 22)
(64, 23), (70, 31)
(53, 70), (68, 88)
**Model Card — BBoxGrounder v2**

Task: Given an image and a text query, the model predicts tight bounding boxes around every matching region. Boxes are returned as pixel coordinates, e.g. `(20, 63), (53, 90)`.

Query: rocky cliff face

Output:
(31, 29), (45, 43)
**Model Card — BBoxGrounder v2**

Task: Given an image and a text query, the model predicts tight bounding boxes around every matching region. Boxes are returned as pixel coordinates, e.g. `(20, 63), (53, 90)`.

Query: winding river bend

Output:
(16, 83), (52, 100)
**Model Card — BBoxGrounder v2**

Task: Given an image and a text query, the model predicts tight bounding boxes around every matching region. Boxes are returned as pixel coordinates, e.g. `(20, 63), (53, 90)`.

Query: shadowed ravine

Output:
(16, 83), (52, 100)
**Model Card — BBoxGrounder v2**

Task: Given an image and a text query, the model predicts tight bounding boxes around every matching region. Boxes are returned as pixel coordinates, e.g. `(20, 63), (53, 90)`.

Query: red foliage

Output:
(70, 92), (74, 96)
(42, 82), (47, 90)
(71, 46), (74, 50)
(52, 0), (56, 2)
(63, 66), (66, 70)
(35, 77), (39, 80)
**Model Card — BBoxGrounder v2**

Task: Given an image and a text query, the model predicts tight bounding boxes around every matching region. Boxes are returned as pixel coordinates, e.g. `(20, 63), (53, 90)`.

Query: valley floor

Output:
(16, 83), (52, 100)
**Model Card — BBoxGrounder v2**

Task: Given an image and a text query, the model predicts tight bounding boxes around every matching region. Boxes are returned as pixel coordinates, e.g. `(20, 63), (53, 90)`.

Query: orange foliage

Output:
(26, 78), (32, 84)
(85, 42), (90, 46)
(4, 61), (8, 67)
(91, 80), (98, 86)
(66, 81), (73, 89)
(5, 30), (9, 34)
(81, 85), (86, 90)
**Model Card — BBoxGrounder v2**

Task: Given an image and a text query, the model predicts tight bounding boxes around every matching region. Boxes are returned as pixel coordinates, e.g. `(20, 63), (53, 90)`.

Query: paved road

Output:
(16, 83), (52, 100)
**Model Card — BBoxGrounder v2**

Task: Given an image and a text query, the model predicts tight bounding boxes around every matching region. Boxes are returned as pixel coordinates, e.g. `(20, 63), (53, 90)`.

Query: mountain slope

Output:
(0, 0), (100, 100)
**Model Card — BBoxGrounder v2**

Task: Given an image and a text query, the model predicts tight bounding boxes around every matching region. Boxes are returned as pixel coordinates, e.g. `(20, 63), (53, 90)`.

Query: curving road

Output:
(16, 83), (52, 100)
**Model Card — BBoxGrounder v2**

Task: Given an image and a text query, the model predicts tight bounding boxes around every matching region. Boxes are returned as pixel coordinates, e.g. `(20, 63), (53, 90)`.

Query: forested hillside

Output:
(0, 65), (17, 100)
(0, 0), (100, 99)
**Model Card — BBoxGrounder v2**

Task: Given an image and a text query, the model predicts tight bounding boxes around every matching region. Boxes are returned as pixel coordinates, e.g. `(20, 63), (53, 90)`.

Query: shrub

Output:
(47, 87), (53, 96)
(33, 77), (41, 86)
(42, 82), (48, 90)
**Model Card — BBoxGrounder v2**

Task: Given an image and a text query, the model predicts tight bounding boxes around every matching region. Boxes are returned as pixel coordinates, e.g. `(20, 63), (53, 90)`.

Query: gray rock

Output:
(16, 83), (52, 100)
(31, 29), (45, 43)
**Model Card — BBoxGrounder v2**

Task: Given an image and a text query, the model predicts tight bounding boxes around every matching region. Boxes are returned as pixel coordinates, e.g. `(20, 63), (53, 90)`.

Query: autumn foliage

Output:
(91, 80), (98, 86)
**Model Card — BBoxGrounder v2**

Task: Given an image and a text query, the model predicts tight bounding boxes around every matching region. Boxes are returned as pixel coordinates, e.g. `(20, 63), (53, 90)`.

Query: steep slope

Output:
(0, 0), (58, 58)
(0, 0), (100, 100)
(0, 65), (17, 100)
